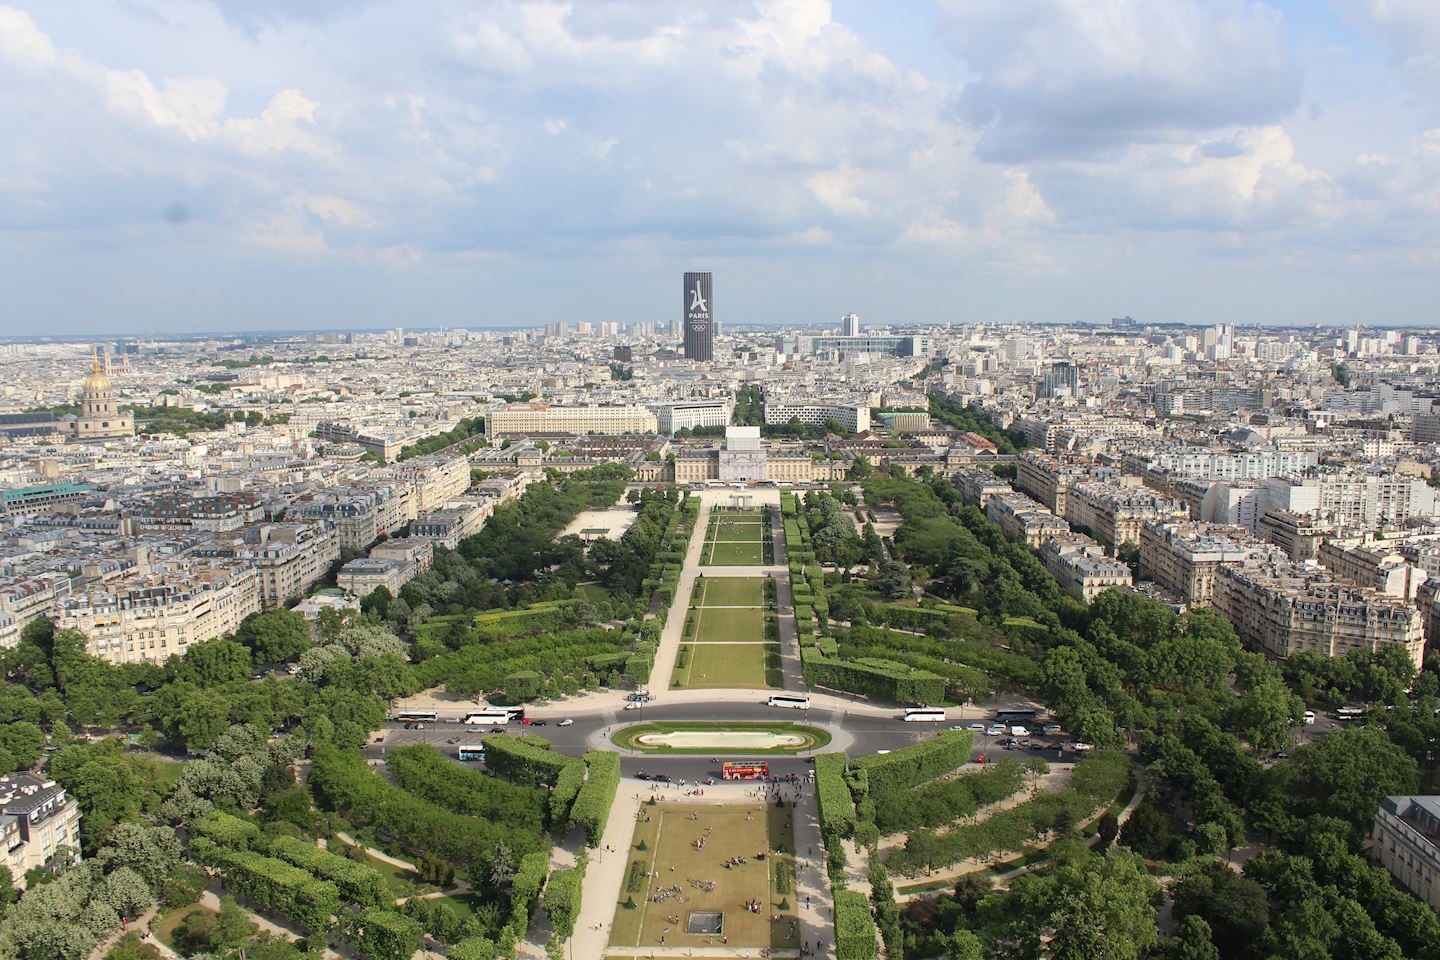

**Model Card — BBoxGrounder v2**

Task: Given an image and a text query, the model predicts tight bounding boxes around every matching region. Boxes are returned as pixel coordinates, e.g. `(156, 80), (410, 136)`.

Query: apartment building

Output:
(485, 403), (658, 437)
(1257, 509), (1338, 561)
(1212, 560), (1425, 668)
(1318, 537), (1426, 600)
(199, 523), (339, 607)
(0, 483), (89, 518)
(1264, 473), (1439, 529)
(1138, 521), (1277, 606)
(58, 568), (260, 665)
(370, 537), (433, 573)
(392, 454), (470, 515)
(1374, 796), (1440, 913)
(0, 774), (82, 888)
(1066, 481), (1187, 550)
(650, 400), (732, 435)
(763, 398), (871, 434)
(1419, 578), (1440, 650)
(288, 496), (380, 551)
(1039, 535), (1133, 601)
(954, 469), (1015, 510)
(336, 557), (416, 598)
(986, 492), (1071, 548)
(1121, 448), (1318, 481)
(1015, 451), (1081, 515)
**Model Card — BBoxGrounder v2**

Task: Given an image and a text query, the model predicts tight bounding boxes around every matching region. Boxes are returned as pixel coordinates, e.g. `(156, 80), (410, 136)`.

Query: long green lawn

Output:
(709, 520), (766, 542)
(702, 540), (765, 565)
(692, 605), (765, 642)
(693, 576), (766, 607)
(673, 642), (781, 688)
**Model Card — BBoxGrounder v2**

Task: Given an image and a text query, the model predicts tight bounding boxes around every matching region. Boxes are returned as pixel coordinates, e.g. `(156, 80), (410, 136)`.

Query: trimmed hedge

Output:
(569, 750), (621, 846)
(310, 745), (546, 867)
(482, 735), (584, 789)
(346, 908), (422, 960)
(269, 835), (389, 908)
(800, 645), (945, 704)
(852, 730), (973, 802)
(543, 859), (588, 959)
(551, 758), (587, 826)
(386, 744), (549, 832)
(214, 848), (340, 932)
(834, 888), (879, 960)
(873, 758), (1028, 834)
(192, 810), (262, 850)
(886, 750), (1132, 873)
(815, 752), (856, 840)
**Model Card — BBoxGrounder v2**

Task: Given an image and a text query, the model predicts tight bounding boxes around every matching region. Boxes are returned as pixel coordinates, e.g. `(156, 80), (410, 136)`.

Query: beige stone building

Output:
(1212, 560), (1425, 668)
(59, 568), (261, 666)
(1138, 520), (1276, 606)
(986, 491), (1071, 548)
(1374, 796), (1440, 914)
(1065, 480), (1187, 549)
(1039, 535), (1133, 601)
(0, 774), (82, 888)
(485, 403), (658, 437)
(64, 354), (134, 442)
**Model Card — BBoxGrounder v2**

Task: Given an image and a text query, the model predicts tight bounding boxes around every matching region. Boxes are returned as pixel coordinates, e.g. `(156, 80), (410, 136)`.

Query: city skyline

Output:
(3, 1), (1440, 334)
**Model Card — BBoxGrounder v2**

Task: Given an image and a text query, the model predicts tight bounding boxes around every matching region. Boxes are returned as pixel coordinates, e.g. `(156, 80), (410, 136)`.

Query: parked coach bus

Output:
(393, 710), (438, 723)
(463, 710), (512, 725)
(722, 761), (770, 780)
(768, 694), (810, 709)
(903, 707), (946, 722)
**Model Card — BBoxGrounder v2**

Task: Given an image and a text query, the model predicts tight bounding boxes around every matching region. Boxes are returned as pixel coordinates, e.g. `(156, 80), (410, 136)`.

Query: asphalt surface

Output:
(365, 699), (1084, 778)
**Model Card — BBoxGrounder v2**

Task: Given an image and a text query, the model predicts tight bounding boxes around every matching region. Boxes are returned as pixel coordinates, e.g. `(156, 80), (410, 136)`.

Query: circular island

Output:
(612, 720), (832, 755)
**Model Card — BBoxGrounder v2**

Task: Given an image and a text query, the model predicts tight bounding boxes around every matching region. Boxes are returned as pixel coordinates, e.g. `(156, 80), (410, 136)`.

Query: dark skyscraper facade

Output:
(683, 271), (713, 361)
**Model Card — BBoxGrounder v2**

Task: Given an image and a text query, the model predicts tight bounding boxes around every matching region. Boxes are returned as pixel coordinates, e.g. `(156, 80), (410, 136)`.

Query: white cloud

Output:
(938, 0), (1302, 160)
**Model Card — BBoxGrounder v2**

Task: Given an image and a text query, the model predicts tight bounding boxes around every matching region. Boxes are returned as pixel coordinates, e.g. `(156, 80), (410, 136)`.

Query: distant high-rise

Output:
(683, 271), (714, 362)
(841, 313), (861, 337)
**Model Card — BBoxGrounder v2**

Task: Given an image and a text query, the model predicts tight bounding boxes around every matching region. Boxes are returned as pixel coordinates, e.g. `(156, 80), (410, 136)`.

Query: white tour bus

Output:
(768, 694), (811, 709)
(463, 710), (512, 725)
(903, 707), (946, 722)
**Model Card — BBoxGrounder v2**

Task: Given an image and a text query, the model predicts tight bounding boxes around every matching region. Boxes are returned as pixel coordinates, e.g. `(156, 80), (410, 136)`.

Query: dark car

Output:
(531, 720), (548, 726)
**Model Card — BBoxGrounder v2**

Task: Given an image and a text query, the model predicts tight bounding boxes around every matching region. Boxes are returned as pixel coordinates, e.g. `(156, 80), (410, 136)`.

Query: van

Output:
(1303, 710), (1316, 725)
(1009, 725), (1030, 737)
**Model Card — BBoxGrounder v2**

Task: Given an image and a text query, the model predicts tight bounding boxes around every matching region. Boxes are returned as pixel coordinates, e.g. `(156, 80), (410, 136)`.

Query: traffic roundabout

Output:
(610, 720), (832, 754)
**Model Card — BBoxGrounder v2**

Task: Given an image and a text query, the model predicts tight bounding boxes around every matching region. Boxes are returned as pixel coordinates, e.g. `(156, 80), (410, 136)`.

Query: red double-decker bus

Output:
(722, 761), (769, 781)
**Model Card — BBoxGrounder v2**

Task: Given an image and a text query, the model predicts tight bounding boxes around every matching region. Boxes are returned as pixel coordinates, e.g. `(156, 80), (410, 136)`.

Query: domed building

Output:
(64, 351), (134, 441)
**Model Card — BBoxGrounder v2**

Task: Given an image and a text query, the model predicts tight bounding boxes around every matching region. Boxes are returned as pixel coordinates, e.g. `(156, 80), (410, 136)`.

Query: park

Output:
(609, 801), (801, 954)
(673, 574), (782, 689)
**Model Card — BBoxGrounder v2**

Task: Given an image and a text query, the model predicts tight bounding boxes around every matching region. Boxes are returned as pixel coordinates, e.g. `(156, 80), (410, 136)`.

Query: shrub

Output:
(815, 753), (856, 840)
(569, 751), (621, 846)
(834, 888), (878, 960)
(268, 835), (388, 908)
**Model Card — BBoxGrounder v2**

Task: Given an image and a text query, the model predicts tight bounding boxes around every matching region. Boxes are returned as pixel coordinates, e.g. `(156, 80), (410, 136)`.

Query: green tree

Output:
(168, 637), (253, 686)
(982, 848), (1159, 960)
(1266, 727), (1418, 836)
(1170, 915), (1220, 960)
(234, 609), (312, 663)
(94, 823), (181, 888)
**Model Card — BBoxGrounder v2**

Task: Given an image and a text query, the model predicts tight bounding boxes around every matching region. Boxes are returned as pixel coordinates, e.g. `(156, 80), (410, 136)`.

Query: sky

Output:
(2, 0), (1439, 335)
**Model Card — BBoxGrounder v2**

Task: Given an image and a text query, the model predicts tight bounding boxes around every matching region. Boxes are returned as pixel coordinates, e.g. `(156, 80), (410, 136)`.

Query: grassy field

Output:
(152, 903), (217, 950)
(702, 540), (766, 565)
(612, 721), (831, 754)
(609, 802), (800, 952)
(702, 513), (767, 566)
(692, 605), (765, 642)
(674, 642), (779, 688)
(709, 519), (766, 542)
(693, 576), (766, 607)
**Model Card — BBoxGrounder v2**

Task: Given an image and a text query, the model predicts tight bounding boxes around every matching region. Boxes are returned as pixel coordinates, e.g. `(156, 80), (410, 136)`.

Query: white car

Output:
(967, 723), (986, 732)
(558, 718), (574, 727)
(624, 702), (640, 710)
(985, 724), (1005, 736)
(1070, 742), (1094, 752)
(1043, 724), (1062, 736)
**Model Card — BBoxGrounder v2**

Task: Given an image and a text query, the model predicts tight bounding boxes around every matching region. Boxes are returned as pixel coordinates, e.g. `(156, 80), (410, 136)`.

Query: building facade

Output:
(683, 271), (714, 362)
(1374, 796), (1440, 914)
(0, 774), (82, 888)
(485, 403), (659, 437)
